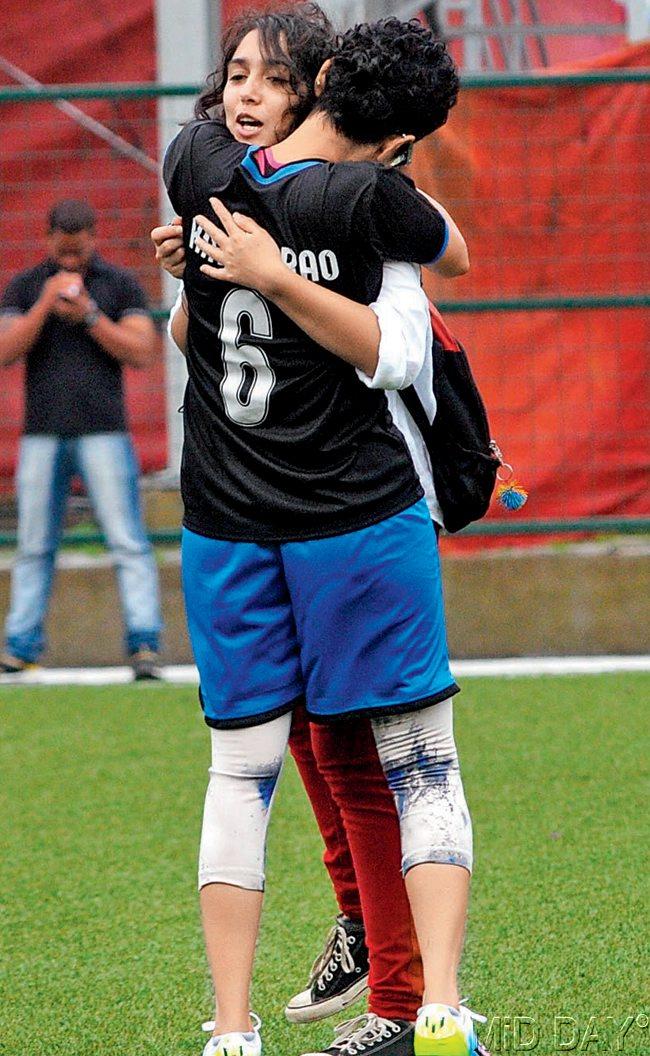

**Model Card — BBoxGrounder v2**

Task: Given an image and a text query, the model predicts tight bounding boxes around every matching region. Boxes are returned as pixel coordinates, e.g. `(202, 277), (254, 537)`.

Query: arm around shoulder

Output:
(418, 190), (469, 277)
(195, 200), (381, 376)
(369, 168), (468, 276)
(357, 261), (429, 391)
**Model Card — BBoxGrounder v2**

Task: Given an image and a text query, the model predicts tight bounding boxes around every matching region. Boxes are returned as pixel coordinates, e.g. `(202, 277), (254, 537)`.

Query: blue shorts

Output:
(182, 499), (458, 728)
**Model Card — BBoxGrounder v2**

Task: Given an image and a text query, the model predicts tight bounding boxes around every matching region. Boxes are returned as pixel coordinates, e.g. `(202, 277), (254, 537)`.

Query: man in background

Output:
(0, 199), (163, 680)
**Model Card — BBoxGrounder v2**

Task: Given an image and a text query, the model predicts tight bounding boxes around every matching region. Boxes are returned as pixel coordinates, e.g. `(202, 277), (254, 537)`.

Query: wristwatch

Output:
(83, 299), (101, 329)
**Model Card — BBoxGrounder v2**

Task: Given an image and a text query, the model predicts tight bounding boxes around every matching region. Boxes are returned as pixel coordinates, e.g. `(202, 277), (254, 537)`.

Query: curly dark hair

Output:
(195, 2), (336, 132)
(316, 17), (459, 144)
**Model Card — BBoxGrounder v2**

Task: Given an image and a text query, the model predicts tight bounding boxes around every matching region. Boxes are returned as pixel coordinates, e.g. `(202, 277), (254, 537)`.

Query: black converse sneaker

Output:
(301, 1014), (414, 1055)
(285, 915), (370, 1023)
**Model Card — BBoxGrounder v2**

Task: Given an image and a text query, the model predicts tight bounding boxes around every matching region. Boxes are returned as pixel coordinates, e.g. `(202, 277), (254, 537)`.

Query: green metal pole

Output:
(0, 68), (648, 104)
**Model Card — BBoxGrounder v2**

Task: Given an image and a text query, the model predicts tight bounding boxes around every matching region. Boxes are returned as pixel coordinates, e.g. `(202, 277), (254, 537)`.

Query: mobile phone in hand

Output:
(389, 142), (414, 168)
(58, 282), (81, 301)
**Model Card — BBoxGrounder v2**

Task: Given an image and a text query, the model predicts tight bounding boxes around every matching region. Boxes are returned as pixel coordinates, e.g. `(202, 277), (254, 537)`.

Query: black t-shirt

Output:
(164, 120), (448, 542)
(0, 255), (150, 436)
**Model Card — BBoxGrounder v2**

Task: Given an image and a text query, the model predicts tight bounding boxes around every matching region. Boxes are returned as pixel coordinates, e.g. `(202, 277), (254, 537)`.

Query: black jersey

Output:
(164, 120), (448, 542)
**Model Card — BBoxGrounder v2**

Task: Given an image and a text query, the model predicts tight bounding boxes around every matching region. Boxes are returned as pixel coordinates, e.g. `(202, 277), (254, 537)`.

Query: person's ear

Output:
(314, 58), (333, 97)
(375, 133), (415, 168)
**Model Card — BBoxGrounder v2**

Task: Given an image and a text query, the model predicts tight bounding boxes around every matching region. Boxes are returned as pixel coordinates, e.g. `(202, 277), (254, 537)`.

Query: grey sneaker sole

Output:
(132, 667), (162, 681)
(0, 654), (35, 675)
(285, 972), (370, 1024)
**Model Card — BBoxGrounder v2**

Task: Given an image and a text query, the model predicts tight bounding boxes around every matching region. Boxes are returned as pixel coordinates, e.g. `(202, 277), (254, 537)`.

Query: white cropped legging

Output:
(198, 699), (473, 892)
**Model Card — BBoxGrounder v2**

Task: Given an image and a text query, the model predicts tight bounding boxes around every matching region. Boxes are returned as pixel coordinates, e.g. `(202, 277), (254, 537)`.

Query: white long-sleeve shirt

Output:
(358, 261), (443, 526)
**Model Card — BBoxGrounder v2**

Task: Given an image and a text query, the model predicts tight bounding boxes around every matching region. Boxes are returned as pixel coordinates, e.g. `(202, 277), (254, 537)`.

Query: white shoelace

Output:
(460, 999), (488, 1025)
(327, 1014), (402, 1054)
(202, 1013), (262, 1034)
(311, 922), (357, 990)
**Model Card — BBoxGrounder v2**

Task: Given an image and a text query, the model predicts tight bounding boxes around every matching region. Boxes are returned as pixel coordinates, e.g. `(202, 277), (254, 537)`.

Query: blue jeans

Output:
(4, 433), (163, 661)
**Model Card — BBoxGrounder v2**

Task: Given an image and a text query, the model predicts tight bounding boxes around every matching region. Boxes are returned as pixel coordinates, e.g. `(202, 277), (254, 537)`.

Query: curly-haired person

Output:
(164, 11), (486, 1056)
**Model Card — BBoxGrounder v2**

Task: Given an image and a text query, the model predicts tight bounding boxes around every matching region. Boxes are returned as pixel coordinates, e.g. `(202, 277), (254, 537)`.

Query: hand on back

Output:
(195, 197), (285, 297)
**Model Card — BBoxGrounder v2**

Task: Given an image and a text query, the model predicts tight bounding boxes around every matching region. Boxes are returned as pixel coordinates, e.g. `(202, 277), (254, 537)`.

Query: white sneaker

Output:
(414, 1002), (488, 1055)
(201, 1013), (262, 1056)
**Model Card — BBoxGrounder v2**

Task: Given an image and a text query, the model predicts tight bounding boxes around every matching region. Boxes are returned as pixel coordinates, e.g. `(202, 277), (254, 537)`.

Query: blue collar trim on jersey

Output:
(240, 146), (323, 185)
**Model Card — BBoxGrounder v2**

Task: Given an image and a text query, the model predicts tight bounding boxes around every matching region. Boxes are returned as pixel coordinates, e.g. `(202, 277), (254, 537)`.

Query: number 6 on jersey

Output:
(219, 288), (276, 427)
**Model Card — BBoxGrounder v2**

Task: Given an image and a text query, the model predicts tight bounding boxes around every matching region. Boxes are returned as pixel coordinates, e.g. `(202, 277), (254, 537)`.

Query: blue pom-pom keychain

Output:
(496, 479), (528, 511)
(491, 446), (528, 512)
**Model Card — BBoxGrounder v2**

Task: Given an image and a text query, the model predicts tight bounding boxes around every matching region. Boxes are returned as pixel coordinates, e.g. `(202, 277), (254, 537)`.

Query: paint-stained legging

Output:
(199, 700), (473, 980)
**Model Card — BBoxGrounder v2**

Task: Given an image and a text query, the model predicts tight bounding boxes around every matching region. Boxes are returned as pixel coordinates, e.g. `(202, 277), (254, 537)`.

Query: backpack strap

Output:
(397, 384), (435, 451)
(396, 301), (444, 451)
(396, 302), (456, 444)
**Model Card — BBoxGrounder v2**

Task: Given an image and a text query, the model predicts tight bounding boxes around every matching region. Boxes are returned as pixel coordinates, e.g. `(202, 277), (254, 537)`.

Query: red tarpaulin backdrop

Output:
(412, 41), (649, 534)
(0, 4), (647, 530)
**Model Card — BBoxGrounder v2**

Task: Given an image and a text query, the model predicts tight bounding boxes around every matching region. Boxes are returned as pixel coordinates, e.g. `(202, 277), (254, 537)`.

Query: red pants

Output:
(289, 705), (423, 1021)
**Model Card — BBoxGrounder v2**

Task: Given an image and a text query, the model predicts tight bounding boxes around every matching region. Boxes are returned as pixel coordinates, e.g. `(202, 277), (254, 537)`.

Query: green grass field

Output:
(0, 674), (648, 1056)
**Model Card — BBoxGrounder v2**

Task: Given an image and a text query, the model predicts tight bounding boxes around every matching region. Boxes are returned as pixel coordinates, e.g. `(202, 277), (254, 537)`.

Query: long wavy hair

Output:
(195, 2), (336, 134)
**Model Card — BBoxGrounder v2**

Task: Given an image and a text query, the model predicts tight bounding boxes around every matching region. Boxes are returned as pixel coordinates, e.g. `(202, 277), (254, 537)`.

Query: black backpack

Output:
(397, 303), (502, 534)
